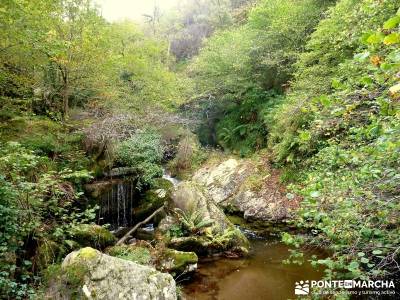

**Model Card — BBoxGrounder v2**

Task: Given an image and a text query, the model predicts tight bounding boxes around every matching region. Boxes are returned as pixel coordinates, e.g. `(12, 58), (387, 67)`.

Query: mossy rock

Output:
(168, 236), (211, 256)
(51, 247), (177, 300)
(209, 227), (250, 256)
(158, 249), (198, 275)
(106, 244), (152, 265)
(168, 228), (249, 257)
(133, 179), (173, 222)
(71, 224), (116, 249)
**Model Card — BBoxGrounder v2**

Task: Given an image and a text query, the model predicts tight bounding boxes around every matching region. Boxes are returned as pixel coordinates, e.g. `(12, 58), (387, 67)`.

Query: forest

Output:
(0, 0), (399, 299)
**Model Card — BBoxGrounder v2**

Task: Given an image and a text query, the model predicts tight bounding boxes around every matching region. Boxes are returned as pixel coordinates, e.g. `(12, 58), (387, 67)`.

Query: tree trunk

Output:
(62, 73), (69, 119)
(116, 205), (165, 245)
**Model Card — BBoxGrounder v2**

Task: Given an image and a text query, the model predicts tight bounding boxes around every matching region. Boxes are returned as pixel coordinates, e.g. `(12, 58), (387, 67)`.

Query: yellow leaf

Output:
(389, 83), (400, 96)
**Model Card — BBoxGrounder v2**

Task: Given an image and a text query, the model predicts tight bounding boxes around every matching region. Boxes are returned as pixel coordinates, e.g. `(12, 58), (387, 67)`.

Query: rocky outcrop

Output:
(193, 158), (251, 203)
(193, 157), (300, 221)
(163, 181), (249, 256)
(48, 247), (177, 300)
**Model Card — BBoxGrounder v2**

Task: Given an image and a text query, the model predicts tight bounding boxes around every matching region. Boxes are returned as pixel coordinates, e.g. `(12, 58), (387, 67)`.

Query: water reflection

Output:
(182, 239), (324, 300)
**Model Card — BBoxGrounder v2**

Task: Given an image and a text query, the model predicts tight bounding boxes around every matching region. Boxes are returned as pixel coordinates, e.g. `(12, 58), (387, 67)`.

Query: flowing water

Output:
(96, 178), (138, 230)
(182, 238), (324, 300)
(162, 169), (181, 186)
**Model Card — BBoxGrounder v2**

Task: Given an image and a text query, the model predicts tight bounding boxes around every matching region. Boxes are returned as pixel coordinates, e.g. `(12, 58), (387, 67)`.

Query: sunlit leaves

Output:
(383, 15), (400, 29)
(383, 32), (400, 45)
(366, 32), (385, 44)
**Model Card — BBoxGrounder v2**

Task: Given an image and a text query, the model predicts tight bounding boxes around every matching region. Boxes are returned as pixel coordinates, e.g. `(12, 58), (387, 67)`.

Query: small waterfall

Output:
(95, 170), (179, 230)
(162, 169), (181, 186)
(96, 178), (137, 230)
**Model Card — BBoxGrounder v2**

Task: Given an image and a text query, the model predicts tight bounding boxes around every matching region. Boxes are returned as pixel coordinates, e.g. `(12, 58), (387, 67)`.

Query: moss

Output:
(106, 245), (152, 265)
(169, 236), (211, 256)
(211, 228), (250, 253)
(160, 249), (198, 274)
(33, 239), (66, 271)
(41, 258), (90, 300)
(78, 247), (98, 260)
(71, 224), (116, 249)
(226, 214), (247, 226)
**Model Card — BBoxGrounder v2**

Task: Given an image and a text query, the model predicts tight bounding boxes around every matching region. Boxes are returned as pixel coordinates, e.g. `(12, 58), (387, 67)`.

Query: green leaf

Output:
(383, 16), (400, 30)
(348, 261), (359, 269)
(331, 79), (344, 89)
(372, 249), (383, 255)
(354, 51), (370, 61)
(380, 63), (393, 71)
(357, 252), (365, 257)
(360, 257), (369, 264)
(359, 76), (373, 86)
(366, 32), (385, 44)
(319, 95), (332, 107)
(299, 131), (311, 141)
(383, 33), (400, 45)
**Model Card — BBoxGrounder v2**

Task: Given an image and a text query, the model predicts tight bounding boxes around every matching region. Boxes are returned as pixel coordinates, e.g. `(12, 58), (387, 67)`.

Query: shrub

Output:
(167, 133), (209, 179)
(280, 5), (400, 280)
(0, 142), (96, 298)
(115, 130), (164, 188)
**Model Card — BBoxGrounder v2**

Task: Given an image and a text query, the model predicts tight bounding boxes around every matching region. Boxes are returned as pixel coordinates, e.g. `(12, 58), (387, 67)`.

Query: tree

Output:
(42, 0), (108, 118)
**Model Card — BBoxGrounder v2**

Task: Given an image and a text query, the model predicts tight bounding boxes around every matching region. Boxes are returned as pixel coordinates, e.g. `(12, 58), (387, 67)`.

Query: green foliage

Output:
(279, 4), (400, 279)
(0, 177), (36, 298)
(0, 142), (97, 298)
(215, 90), (284, 156)
(106, 21), (187, 111)
(167, 133), (209, 179)
(269, 0), (400, 163)
(173, 208), (214, 236)
(115, 131), (164, 188)
(190, 25), (256, 96)
(189, 0), (332, 154)
(248, 0), (335, 90)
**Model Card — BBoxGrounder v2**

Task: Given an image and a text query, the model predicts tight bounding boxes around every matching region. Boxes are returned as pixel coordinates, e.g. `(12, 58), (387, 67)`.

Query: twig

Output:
(116, 205), (165, 245)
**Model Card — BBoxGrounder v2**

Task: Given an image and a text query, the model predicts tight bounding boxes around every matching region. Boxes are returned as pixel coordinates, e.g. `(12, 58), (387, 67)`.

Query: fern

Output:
(173, 208), (214, 235)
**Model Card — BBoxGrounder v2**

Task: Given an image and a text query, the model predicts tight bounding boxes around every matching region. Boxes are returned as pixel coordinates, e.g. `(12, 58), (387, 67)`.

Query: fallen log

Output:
(116, 204), (165, 245)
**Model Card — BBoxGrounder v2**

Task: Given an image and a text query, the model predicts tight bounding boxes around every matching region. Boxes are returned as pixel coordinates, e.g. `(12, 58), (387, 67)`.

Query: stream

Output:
(182, 238), (324, 300)
(95, 170), (325, 299)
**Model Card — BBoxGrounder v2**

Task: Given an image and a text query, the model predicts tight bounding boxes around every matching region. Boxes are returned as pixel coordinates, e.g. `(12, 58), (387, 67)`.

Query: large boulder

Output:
(193, 157), (300, 221)
(48, 247), (177, 300)
(171, 182), (231, 232)
(192, 158), (251, 204)
(165, 181), (249, 256)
